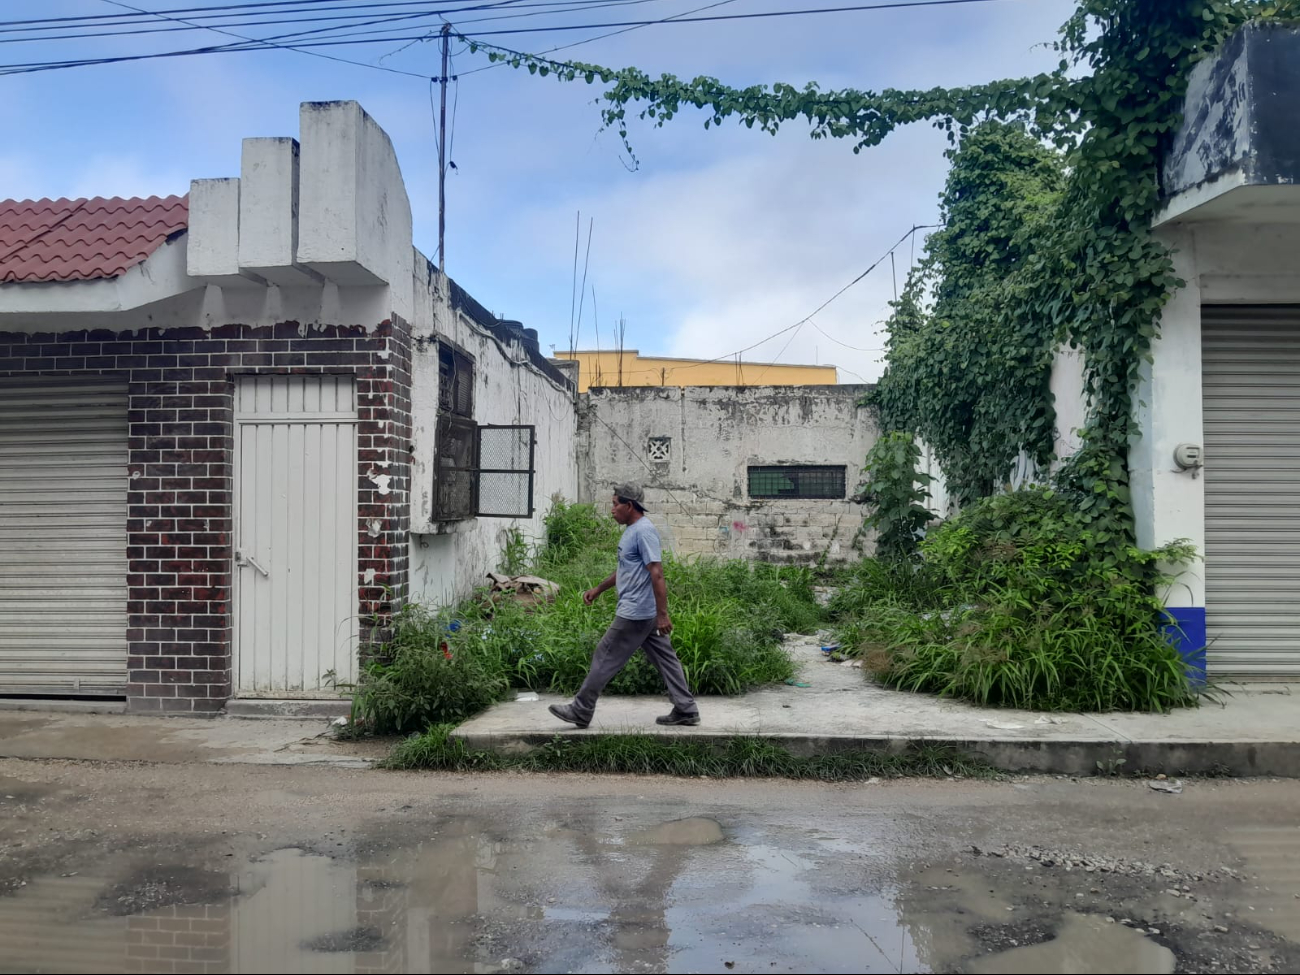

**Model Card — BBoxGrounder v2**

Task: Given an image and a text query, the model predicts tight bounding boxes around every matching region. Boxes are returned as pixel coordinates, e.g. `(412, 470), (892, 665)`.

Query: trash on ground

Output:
(1148, 778), (1184, 795)
(515, 691), (540, 703)
(839, 659), (863, 668)
(486, 572), (561, 609)
(983, 720), (1026, 731)
(820, 644), (840, 655)
(331, 716), (349, 727)
(784, 679), (812, 688)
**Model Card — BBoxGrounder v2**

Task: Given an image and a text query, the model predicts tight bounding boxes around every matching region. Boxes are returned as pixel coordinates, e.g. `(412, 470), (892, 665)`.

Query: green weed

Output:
(835, 487), (1206, 713)
(345, 500), (815, 734)
(384, 725), (998, 781)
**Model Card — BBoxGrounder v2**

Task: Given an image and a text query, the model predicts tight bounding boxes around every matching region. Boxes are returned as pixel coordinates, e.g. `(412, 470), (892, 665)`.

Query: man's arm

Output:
(583, 571), (618, 605)
(648, 562), (671, 635)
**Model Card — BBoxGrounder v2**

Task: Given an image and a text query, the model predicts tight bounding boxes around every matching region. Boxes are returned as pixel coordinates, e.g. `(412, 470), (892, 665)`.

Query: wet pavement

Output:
(0, 760), (1297, 974)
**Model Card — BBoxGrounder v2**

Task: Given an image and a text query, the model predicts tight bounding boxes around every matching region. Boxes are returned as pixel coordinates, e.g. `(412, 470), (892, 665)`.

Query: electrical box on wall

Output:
(1173, 443), (1204, 471)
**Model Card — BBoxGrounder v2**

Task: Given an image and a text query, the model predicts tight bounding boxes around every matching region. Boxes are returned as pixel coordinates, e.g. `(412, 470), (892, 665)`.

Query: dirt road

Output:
(0, 758), (1296, 973)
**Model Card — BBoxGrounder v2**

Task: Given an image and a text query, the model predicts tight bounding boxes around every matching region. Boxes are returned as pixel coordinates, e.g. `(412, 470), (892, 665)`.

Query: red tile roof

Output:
(0, 195), (188, 284)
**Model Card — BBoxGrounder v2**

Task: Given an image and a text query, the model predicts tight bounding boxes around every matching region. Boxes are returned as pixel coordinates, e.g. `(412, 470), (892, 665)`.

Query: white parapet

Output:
(186, 178), (248, 286)
(296, 101), (414, 314)
(238, 137), (316, 287)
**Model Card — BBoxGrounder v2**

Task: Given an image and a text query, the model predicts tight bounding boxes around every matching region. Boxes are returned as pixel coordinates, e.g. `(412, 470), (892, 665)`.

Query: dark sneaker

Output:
(548, 703), (590, 729)
(655, 710), (700, 727)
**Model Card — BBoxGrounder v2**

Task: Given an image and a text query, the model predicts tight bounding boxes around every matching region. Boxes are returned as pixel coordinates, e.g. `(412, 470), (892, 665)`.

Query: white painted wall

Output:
(578, 385), (876, 563)
(407, 269), (579, 607)
(1050, 345), (1088, 464)
(1132, 219), (1300, 608)
(0, 99), (579, 615)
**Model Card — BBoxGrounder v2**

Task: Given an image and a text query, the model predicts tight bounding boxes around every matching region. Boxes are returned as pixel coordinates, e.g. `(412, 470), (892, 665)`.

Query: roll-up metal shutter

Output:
(1202, 305), (1300, 677)
(0, 378), (129, 694)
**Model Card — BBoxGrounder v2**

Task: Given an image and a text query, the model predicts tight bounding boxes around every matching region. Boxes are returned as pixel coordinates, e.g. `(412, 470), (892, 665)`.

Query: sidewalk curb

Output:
(450, 730), (1300, 778)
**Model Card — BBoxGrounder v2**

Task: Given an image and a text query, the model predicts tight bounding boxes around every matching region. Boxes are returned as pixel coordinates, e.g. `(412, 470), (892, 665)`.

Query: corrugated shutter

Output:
(1202, 305), (1300, 677)
(0, 378), (128, 694)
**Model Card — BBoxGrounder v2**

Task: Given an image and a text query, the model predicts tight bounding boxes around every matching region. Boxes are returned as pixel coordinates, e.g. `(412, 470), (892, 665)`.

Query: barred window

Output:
(747, 465), (846, 500)
(438, 345), (474, 418)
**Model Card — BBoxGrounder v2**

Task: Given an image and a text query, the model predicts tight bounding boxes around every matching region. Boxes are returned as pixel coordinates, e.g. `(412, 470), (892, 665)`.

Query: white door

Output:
(0, 378), (128, 695)
(233, 376), (358, 698)
(1202, 305), (1300, 677)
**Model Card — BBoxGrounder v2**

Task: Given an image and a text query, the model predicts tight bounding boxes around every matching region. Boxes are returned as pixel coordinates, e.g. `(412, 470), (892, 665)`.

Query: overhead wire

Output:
(0, 0), (628, 31)
(0, 0), (1018, 76)
(459, 0), (737, 76)
(661, 224), (937, 376)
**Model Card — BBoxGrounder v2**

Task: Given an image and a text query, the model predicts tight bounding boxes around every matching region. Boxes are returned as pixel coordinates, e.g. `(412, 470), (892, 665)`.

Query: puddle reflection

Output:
(0, 813), (1190, 975)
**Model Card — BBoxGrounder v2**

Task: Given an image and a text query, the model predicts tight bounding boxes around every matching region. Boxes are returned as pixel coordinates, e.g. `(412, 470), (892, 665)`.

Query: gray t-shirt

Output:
(616, 516), (663, 620)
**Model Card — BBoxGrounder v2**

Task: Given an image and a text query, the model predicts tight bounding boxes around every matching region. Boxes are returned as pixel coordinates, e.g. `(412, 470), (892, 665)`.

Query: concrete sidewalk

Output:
(454, 637), (1300, 776)
(0, 709), (386, 768)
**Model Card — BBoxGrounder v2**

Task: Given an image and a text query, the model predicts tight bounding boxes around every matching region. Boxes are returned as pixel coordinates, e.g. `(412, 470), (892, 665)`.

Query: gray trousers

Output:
(572, 615), (699, 722)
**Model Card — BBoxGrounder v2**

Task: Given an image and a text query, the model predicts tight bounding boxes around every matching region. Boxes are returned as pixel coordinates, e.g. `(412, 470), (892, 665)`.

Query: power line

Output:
(811, 320), (885, 354)
(664, 224), (936, 375)
(460, 0), (737, 77)
(0, 0), (685, 44)
(0, 0), (1017, 76)
(0, 0), (619, 31)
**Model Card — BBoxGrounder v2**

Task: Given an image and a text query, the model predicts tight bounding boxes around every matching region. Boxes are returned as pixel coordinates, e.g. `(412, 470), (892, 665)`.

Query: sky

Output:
(0, 0), (1077, 383)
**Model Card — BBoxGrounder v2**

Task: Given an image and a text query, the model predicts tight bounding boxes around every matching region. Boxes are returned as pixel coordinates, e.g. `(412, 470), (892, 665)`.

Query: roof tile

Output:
(0, 195), (189, 284)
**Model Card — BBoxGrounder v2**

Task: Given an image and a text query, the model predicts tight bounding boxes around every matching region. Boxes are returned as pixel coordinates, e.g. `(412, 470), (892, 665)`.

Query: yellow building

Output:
(553, 349), (838, 393)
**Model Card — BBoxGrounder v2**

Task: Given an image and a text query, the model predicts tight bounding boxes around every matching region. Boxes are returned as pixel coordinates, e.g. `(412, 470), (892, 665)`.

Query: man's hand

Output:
(583, 588), (601, 605)
(656, 612), (673, 636)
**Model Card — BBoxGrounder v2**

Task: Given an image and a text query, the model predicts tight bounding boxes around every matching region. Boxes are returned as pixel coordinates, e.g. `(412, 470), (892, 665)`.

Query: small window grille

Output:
(647, 436), (671, 463)
(434, 414), (477, 521)
(433, 420), (536, 521)
(438, 345), (474, 418)
(477, 425), (536, 518)
(747, 465), (846, 500)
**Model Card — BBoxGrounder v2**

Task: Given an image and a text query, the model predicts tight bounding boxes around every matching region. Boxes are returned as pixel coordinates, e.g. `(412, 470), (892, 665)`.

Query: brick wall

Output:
(0, 318), (412, 712)
(125, 903), (231, 973)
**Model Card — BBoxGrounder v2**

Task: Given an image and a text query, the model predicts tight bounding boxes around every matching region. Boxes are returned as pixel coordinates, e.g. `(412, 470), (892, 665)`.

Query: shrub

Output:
(835, 486), (1203, 713)
(349, 604), (511, 734)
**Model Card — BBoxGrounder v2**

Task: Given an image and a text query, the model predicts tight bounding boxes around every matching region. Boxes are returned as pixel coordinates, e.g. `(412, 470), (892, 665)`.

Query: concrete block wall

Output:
(579, 384), (876, 563)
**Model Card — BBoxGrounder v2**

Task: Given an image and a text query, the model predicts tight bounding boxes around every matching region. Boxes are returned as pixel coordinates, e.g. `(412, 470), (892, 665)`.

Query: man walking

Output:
(548, 483), (700, 729)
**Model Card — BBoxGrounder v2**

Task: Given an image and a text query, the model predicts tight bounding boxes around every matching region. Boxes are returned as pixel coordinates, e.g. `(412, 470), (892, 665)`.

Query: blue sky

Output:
(0, 0), (1075, 381)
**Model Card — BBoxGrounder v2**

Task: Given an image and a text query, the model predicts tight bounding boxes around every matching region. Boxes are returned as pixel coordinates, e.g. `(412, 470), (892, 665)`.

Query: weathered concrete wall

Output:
(407, 272), (579, 607)
(579, 385), (876, 563)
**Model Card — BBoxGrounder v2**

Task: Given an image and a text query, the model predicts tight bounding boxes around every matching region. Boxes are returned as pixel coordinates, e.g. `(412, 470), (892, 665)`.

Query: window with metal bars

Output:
(432, 342), (535, 520)
(438, 344), (474, 418)
(747, 465), (847, 500)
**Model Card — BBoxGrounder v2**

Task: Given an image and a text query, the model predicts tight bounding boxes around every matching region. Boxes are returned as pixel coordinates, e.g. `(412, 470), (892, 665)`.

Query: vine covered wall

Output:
(466, 0), (1300, 556)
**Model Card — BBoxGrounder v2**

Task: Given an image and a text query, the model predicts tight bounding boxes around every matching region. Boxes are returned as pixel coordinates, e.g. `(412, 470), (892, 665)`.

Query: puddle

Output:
(967, 913), (1175, 974)
(625, 817), (724, 847)
(0, 812), (1242, 974)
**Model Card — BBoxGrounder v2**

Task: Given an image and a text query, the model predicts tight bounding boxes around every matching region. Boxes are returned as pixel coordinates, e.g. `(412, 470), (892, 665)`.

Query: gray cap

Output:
(613, 481), (647, 511)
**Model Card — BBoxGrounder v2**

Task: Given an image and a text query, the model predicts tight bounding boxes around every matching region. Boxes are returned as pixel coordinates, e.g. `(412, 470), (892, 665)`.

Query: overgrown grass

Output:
(831, 487), (1206, 713)
(385, 725), (997, 780)
(348, 499), (816, 734)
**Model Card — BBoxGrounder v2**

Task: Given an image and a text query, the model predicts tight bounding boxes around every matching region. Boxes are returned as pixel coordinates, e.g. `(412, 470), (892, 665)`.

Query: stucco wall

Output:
(407, 270), (578, 607)
(1132, 220), (1300, 616)
(578, 385), (876, 563)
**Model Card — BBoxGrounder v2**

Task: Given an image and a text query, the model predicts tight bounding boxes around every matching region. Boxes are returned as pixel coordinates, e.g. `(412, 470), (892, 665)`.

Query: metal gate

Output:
(0, 378), (128, 695)
(233, 376), (358, 697)
(1202, 305), (1300, 677)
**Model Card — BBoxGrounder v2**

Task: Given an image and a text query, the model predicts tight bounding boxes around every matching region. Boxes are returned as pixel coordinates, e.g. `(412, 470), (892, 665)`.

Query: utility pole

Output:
(438, 22), (451, 275)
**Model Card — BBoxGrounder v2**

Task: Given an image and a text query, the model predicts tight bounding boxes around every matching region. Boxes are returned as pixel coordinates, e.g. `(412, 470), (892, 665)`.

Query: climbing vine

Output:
(465, 0), (1300, 553)
(871, 120), (1065, 507)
